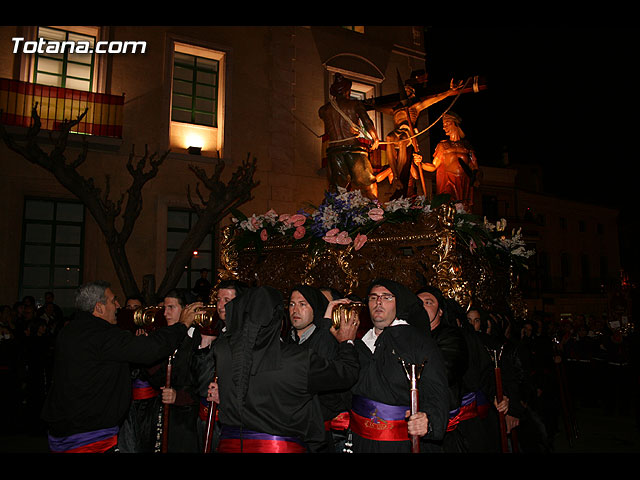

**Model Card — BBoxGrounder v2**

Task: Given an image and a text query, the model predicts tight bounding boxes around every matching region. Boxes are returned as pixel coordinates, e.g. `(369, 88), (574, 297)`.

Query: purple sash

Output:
(48, 426), (119, 453)
(350, 395), (410, 442)
(351, 395), (408, 420)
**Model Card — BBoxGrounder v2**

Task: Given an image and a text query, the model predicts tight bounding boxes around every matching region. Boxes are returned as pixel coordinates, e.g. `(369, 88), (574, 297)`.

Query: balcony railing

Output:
(0, 78), (124, 139)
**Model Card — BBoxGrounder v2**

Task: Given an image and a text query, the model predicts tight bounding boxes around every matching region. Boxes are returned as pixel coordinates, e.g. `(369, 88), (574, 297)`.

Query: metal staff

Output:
(552, 336), (579, 446)
(487, 345), (509, 453)
(203, 374), (218, 453)
(155, 348), (178, 453)
(399, 357), (425, 453)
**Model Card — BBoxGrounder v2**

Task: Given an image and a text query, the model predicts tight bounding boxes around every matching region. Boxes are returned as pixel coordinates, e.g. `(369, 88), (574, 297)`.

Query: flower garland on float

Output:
(230, 187), (534, 268)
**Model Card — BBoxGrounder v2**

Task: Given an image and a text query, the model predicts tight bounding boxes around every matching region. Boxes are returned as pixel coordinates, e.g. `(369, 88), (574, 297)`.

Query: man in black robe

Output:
(416, 286), (469, 452)
(460, 305), (514, 452)
(191, 279), (248, 453)
(41, 281), (197, 453)
(148, 289), (200, 453)
(285, 284), (355, 452)
(350, 278), (449, 453)
(211, 285), (360, 453)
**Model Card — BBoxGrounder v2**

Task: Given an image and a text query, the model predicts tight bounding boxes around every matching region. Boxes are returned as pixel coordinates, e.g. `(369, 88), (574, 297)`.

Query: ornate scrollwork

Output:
(508, 262), (528, 320)
(218, 204), (473, 303)
(217, 203), (525, 318)
(218, 225), (239, 281)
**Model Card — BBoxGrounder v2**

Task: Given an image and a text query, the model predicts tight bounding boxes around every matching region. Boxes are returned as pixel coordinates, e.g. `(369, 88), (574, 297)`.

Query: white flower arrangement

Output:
(230, 191), (535, 266)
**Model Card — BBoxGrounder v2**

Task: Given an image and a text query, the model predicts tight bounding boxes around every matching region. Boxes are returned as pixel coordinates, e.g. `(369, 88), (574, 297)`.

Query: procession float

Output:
(214, 71), (534, 321)
(218, 189), (534, 319)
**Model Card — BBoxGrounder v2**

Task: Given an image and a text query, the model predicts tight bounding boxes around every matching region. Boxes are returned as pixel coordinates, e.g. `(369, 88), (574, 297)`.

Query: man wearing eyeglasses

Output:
(349, 278), (449, 453)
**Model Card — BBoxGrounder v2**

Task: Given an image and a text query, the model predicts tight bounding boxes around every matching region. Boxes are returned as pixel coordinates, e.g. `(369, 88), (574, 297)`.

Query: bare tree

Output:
(0, 104), (258, 302)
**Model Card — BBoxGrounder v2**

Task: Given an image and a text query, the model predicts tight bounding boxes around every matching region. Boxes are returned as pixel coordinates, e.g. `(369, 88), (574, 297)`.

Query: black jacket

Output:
(431, 322), (469, 411)
(352, 323), (449, 452)
(41, 311), (188, 437)
(213, 286), (359, 453)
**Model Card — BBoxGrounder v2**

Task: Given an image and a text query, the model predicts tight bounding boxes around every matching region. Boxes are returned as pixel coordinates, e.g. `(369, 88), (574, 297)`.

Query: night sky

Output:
(423, 26), (639, 282)
(424, 27), (638, 206)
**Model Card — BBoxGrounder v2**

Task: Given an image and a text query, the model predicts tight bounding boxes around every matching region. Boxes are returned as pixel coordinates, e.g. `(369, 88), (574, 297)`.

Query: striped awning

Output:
(0, 78), (124, 138)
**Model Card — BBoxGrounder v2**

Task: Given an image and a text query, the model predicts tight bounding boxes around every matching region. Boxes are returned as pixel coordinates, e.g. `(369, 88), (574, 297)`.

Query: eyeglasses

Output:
(367, 293), (395, 303)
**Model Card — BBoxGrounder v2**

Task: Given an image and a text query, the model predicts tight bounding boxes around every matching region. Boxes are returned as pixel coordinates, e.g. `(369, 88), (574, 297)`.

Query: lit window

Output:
(170, 42), (225, 155)
(33, 26), (96, 92)
(20, 198), (84, 312)
(172, 51), (219, 127)
(340, 77), (377, 129)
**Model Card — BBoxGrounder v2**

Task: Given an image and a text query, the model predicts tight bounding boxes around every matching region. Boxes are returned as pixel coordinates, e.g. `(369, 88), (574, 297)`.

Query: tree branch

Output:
(156, 153), (259, 298)
(3, 103), (258, 302)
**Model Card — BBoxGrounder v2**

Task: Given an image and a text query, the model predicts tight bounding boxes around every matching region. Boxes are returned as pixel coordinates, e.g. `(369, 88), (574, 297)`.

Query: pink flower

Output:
(250, 216), (261, 230)
(368, 207), (384, 222)
(469, 238), (477, 253)
(335, 231), (352, 245)
(322, 228), (340, 243)
(323, 229), (352, 245)
(293, 225), (306, 240)
(278, 213), (291, 224)
(260, 229), (268, 241)
(289, 214), (307, 227)
(354, 233), (367, 251)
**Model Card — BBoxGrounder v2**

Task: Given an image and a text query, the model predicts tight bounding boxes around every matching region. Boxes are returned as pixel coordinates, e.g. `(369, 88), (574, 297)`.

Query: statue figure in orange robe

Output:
(415, 111), (480, 210)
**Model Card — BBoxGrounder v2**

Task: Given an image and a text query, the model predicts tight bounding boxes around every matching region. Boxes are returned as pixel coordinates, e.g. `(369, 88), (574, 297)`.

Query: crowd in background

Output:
(466, 306), (639, 449)
(0, 293), (66, 436)
(1, 286), (638, 451)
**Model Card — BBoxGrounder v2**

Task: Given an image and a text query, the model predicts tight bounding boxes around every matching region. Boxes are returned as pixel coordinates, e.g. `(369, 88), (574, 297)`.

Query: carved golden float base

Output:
(219, 203), (526, 317)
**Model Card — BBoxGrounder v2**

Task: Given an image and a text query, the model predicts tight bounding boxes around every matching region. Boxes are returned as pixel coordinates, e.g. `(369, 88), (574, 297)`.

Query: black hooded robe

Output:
(285, 285), (355, 452)
(350, 279), (449, 453)
(213, 286), (359, 453)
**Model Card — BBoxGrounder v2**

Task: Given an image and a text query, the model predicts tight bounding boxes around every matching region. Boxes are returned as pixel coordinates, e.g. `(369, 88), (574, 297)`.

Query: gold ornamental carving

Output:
(219, 204), (472, 305)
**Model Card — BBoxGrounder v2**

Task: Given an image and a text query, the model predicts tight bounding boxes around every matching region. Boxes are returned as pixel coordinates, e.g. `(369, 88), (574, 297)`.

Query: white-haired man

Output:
(41, 281), (199, 453)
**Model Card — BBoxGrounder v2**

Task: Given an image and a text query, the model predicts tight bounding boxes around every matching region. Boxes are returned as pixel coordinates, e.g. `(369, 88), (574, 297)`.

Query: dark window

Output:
(167, 209), (215, 291)
(20, 198), (84, 312)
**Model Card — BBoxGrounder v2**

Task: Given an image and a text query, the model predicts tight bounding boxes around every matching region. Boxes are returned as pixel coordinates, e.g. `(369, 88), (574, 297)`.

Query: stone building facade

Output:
(0, 25), (429, 310)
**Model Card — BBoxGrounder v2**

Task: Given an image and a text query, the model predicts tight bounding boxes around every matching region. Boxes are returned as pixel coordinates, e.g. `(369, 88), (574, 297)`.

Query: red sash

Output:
(48, 426), (119, 453)
(218, 438), (307, 453)
(447, 391), (490, 431)
(349, 396), (409, 442)
(132, 379), (159, 400)
(132, 386), (159, 400)
(217, 427), (307, 453)
(63, 435), (118, 453)
(325, 411), (350, 431)
(447, 404), (478, 432)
